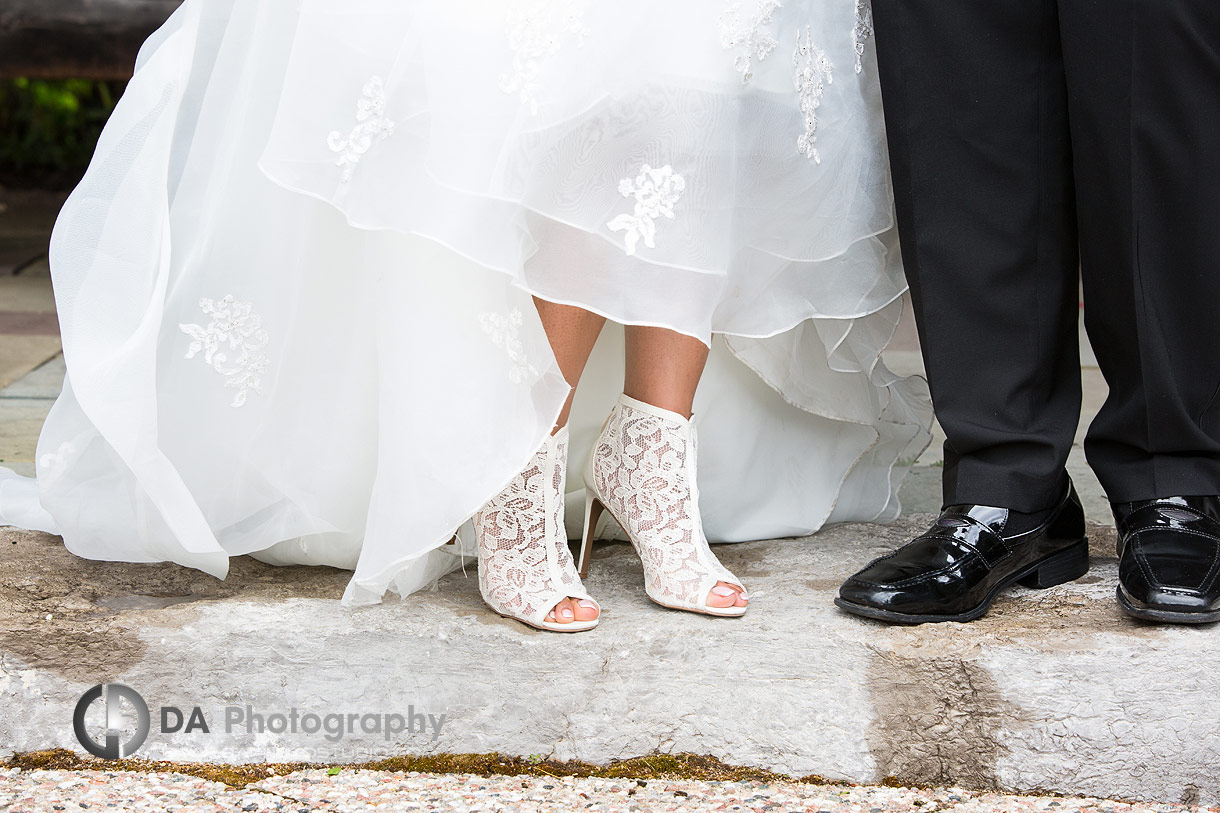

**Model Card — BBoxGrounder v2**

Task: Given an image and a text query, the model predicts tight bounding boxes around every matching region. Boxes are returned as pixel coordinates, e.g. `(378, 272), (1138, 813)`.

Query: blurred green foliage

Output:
(0, 78), (125, 188)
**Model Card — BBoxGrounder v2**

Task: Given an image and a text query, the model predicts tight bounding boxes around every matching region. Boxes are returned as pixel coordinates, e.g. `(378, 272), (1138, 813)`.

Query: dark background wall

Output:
(0, 0), (183, 79)
(0, 1), (182, 187)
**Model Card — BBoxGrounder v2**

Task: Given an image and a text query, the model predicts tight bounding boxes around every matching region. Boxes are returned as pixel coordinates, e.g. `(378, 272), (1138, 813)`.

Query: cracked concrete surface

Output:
(2, 518), (1217, 807)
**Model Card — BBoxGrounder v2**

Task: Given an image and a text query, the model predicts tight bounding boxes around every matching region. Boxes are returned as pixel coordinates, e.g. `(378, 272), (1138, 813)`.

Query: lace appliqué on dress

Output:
(327, 76), (396, 182)
(37, 441), (77, 486)
(793, 27), (834, 163)
(607, 164), (686, 256)
(500, 1), (587, 115)
(853, 0), (874, 74)
(479, 308), (540, 385)
(718, 0), (782, 84)
(180, 295), (270, 408)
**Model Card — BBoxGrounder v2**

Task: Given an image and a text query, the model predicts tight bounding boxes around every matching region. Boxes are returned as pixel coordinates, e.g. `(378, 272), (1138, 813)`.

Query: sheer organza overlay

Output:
(0, 0), (931, 605)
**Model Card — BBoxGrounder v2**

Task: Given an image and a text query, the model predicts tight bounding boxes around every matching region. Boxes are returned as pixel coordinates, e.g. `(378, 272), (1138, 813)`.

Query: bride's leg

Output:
(534, 296), (607, 433)
(624, 326), (748, 611)
(533, 296), (605, 623)
(624, 325), (708, 419)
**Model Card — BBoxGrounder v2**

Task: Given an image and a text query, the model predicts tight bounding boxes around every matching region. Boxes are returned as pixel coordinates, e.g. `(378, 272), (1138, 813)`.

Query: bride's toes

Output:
(547, 598), (577, 624)
(708, 582), (747, 609)
(574, 599), (600, 622)
(546, 597), (599, 624)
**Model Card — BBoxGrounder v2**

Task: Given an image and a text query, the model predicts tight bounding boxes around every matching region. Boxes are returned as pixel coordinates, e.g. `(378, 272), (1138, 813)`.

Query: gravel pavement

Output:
(1, 768), (1215, 812)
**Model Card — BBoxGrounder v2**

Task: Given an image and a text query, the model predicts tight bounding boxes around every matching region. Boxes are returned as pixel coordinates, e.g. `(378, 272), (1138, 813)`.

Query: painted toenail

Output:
(711, 586), (736, 597)
(578, 600), (598, 609)
(560, 608), (575, 620)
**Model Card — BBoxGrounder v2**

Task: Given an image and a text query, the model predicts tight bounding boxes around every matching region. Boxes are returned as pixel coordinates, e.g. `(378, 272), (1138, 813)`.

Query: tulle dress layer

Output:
(0, 0), (931, 605)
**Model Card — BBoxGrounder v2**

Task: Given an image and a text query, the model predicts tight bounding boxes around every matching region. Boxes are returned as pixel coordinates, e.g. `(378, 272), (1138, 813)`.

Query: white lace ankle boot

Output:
(475, 427), (599, 632)
(580, 394), (747, 617)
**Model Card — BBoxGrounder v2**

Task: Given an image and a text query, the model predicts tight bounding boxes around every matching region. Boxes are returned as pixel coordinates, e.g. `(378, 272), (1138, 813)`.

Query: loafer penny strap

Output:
(1119, 502), (1220, 540)
(920, 512), (1012, 569)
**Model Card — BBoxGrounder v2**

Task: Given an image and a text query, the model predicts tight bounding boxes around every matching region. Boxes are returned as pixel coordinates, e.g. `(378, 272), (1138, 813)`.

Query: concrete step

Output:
(2, 518), (1216, 808)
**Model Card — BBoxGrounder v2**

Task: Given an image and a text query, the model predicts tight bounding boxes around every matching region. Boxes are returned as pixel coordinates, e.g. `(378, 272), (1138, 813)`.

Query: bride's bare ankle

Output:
(622, 390), (693, 419)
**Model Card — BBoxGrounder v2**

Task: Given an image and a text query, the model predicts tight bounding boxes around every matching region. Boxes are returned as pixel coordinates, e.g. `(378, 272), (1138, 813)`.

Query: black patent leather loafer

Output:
(1112, 496), (1220, 625)
(836, 481), (1089, 624)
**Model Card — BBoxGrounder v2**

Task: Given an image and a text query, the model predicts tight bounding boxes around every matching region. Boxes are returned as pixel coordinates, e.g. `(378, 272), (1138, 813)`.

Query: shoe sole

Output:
(1115, 587), (1220, 625)
(648, 596), (748, 617)
(834, 537), (1090, 625)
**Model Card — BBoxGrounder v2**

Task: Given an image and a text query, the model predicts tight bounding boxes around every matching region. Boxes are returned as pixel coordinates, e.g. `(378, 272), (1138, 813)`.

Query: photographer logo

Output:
(72, 683), (151, 760)
(71, 685), (445, 759)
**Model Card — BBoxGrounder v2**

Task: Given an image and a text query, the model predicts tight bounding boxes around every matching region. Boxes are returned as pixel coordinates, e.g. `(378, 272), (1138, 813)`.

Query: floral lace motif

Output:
(718, 0), (782, 85)
(475, 431), (584, 623)
(37, 441), (77, 486)
(793, 27), (834, 163)
(500, 0), (587, 115)
(179, 295), (270, 408)
(589, 401), (739, 609)
(479, 309), (540, 384)
(607, 164), (686, 256)
(853, 0), (874, 74)
(327, 76), (395, 182)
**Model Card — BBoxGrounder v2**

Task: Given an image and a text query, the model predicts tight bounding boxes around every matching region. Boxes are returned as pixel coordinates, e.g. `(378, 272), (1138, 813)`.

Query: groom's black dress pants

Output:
(871, 0), (1220, 511)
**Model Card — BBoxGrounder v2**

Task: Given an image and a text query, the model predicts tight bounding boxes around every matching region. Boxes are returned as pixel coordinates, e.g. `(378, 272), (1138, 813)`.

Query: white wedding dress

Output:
(0, 0), (931, 605)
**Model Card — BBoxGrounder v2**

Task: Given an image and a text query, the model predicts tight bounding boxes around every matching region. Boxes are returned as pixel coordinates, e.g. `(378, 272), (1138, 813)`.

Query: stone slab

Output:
(0, 397), (57, 468)
(0, 269), (57, 314)
(0, 336), (61, 393)
(1, 519), (1216, 807)
(0, 354), (64, 400)
(0, 312), (60, 335)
